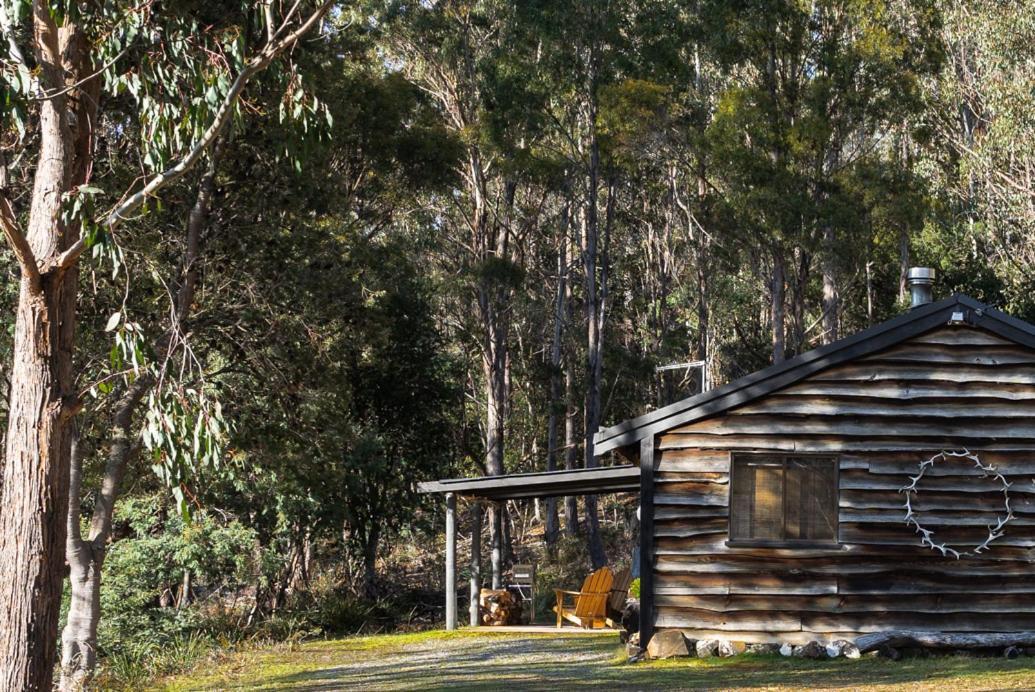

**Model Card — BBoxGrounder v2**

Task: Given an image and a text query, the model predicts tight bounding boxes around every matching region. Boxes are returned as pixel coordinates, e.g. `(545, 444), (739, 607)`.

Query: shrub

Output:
(98, 495), (261, 660)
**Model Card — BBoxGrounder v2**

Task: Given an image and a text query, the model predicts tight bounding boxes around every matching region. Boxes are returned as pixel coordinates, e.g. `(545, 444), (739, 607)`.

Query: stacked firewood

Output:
(479, 588), (523, 625)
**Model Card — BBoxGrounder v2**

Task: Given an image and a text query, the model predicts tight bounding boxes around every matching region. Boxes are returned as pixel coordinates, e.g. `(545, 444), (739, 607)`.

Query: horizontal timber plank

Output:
(654, 493), (727, 507)
(802, 612), (1035, 634)
(840, 474), (1035, 492)
(670, 415), (1035, 439)
(656, 460), (731, 473)
(653, 555), (1035, 577)
(730, 396), (1035, 419)
(840, 489), (1035, 513)
(838, 527), (1035, 548)
(653, 506), (728, 520)
(651, 571), (838, 595)
(654, 517), (727, 534)
(653, 478), (729, 493)
(848, 459), (1035, 477)
(782, 380), (1035, 400)
(657, 436), (1035, 452)
(652, 536), (1035, 561)
(652, 593), (1035, 614)
(810, 363), (1035, 384)
(861, 343), (1035, 365)
(910, 328), (1019, 347)
(650, 608), (803, 632)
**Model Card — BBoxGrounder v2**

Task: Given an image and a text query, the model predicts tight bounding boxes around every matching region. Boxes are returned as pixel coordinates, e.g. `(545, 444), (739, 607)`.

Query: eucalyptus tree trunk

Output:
(581, 77), (607, 568)
(820, 146), (841, 345)
(771, 247), (787, 364)
(473, 157), (515, 588)
(899, 228), (910, 303)
(0, 14), (95, 690)
(821, 224), (839, 344)
(58, 147), (221, 689)
(563, 321), (580, 536)
(544, 198), (571, 550)
(60, 382), (148, 690)
(0, 7), (328, 686)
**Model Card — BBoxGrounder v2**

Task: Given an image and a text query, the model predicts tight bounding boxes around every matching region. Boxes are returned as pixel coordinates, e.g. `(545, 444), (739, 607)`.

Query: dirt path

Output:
(251, 633), (617, 690)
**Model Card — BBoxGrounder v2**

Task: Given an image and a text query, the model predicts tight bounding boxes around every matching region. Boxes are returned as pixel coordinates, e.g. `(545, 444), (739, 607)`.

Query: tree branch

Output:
(0, 194), (41, 294)
(103, 0), (333, 231)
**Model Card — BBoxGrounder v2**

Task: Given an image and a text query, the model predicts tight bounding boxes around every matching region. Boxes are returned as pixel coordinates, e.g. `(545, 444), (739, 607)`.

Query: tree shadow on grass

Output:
(243, 635), (1035, 691)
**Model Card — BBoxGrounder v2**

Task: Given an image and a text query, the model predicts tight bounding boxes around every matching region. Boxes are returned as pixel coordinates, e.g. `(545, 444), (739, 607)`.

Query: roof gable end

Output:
(594, 295), (1035, 455)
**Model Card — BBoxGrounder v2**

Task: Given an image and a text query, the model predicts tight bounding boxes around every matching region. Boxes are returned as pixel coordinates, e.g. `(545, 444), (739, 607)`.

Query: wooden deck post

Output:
(469, 501), (482, 627)
(445, 492), (457, 630)
(639, 436), (655, 649)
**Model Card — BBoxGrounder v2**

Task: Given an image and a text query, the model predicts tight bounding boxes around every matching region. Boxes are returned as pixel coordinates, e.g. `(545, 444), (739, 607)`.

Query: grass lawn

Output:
(151, 630), (1035, 691)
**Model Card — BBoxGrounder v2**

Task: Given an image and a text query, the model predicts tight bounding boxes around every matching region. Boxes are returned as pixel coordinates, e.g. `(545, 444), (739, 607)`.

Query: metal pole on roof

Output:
(445, 492), (457, 630)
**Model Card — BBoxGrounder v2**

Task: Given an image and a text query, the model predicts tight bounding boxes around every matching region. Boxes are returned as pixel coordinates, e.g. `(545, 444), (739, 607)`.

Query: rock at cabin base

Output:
(646, 630), (690, 659)
(695, 639), (720, 658)
(626, 632), (641, 658)
(827, 640), (859, 658)
(794, 641), (827, 659)
(746, 643), (781, 655)
(841, 642), (861, 659)
(779, 643), (795, 657)
(1004, 646), (1022, 659)
(718, 640), (747, 658)
(876, 644), (901, 661)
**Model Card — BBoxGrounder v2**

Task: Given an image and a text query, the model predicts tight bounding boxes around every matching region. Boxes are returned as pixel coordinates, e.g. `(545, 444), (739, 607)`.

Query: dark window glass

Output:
(730, 455), (838, 543)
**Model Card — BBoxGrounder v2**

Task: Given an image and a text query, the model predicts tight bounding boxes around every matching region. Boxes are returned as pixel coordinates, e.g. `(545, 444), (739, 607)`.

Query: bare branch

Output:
(0, 194), (41, 294)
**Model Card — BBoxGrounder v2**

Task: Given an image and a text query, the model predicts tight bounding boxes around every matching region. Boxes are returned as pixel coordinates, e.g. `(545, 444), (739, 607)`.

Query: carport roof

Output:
(417, 465), (640, 500)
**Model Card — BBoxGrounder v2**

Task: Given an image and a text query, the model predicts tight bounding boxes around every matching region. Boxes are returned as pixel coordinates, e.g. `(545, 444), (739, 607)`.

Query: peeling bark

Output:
(0, 13), (95, 690)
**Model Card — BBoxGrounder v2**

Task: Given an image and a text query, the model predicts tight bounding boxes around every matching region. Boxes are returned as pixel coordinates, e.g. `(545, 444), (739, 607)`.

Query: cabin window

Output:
(729, 454), (838, 546)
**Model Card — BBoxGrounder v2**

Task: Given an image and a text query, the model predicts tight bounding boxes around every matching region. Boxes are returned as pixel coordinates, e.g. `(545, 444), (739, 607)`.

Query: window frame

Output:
(725, 452), (841, 549)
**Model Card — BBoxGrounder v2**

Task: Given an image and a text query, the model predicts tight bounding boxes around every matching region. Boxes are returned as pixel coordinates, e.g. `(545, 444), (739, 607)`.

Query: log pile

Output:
(479, 588), (523, 626)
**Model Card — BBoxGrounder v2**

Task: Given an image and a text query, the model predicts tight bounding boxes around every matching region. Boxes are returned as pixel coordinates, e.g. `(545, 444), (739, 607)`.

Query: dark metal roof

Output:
(594, 295), (1035, 455)
(418, 465), (640, 500)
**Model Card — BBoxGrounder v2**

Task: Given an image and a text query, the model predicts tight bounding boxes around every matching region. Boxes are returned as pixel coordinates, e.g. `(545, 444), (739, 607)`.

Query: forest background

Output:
(0, 0), (1031, 687)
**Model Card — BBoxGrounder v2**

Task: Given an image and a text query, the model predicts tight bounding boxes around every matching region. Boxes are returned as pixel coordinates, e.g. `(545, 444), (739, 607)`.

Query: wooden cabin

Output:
(594, 293), (1035, 646)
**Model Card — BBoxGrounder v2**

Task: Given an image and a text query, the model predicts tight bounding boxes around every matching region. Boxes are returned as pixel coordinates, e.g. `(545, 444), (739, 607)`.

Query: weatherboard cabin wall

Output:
(650, 324), (1035, 644)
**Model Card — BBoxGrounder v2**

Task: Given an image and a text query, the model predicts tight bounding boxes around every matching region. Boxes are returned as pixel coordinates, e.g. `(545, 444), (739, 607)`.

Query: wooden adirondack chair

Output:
(553, 566), (614, 629)
(605, 566), (632, 628)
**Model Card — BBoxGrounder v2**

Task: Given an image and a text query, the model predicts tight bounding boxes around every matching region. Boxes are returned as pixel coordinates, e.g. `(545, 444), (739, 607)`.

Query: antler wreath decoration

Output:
(900, 449), (1013, 559)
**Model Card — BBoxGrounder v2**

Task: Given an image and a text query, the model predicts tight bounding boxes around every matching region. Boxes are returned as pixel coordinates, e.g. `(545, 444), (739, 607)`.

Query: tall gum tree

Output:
(382, 0), (548, 586)
(0, 3), (333, 689)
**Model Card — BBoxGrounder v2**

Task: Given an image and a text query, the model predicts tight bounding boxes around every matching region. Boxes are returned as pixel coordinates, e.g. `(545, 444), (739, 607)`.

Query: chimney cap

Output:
(907, 267), (936, 283)
(907, 267), (936, 308)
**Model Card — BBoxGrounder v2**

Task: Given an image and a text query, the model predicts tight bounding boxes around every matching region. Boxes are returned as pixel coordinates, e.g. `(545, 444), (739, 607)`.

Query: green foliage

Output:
(97, 631), (214, 689)
(98, 495), (260, 660)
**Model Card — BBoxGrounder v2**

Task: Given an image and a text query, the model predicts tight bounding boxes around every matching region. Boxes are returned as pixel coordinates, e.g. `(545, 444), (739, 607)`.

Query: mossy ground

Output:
(153, 630), (1035, 690)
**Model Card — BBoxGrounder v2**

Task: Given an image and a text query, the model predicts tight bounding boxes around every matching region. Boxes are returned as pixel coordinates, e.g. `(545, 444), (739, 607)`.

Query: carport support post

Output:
(445, 492), (457, 630)
(469, 501), (482, 626)
(639, 436), (655, 649)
